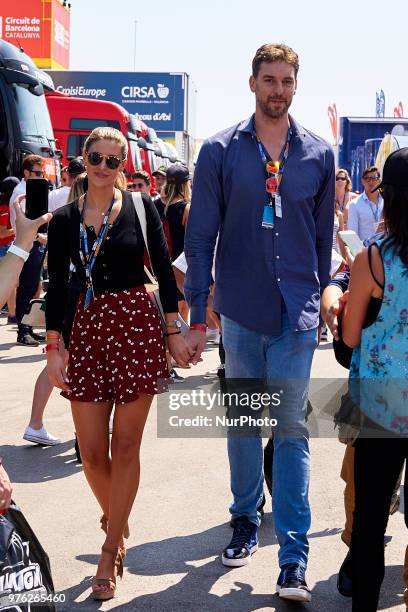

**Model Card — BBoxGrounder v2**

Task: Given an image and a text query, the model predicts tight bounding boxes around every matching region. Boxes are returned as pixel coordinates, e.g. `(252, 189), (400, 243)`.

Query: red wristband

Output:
(190, 323), (206, 333)
(44, 343), (60, 353)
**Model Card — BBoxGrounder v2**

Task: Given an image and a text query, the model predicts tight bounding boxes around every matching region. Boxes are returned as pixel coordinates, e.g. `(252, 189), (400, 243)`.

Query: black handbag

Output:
(0, 503), (56, 611)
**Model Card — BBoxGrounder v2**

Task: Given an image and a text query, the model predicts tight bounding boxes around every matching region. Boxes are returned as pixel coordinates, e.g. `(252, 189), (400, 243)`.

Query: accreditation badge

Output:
(262, 204), (274, 229)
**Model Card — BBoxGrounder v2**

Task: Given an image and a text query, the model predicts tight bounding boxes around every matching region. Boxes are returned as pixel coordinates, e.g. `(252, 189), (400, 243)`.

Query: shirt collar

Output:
(362, 191), (383, 204)
(237, 113), (307, 141)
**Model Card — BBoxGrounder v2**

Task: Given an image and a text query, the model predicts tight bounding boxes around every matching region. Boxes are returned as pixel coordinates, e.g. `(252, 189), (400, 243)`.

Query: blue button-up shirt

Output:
(184, 114), (335, 335)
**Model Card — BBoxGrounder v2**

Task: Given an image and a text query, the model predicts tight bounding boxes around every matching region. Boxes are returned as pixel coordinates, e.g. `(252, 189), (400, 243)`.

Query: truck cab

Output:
(46, 93), (146, 177)
(0, 40), (59, 183)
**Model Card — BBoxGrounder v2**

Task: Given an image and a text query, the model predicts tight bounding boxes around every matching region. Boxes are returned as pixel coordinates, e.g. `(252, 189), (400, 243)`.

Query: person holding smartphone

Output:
(9, 155), (48, 346)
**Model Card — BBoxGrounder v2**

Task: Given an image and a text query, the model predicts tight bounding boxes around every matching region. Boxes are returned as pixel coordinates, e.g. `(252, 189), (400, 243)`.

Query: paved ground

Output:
(0, 316), (406, 611)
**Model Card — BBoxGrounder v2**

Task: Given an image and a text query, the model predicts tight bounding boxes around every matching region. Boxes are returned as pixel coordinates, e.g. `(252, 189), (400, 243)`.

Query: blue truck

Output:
(338, 116), (408, 191)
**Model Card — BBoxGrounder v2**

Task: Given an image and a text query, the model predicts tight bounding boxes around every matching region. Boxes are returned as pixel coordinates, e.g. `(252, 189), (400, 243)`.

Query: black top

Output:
(154, 198), (187, 260)
(329, 264), (383, 370)
(46, 190), (178, 332)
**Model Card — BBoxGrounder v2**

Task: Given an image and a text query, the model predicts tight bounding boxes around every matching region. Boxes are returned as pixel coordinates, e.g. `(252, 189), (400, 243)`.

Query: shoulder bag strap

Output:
(132, 191), (156, 284)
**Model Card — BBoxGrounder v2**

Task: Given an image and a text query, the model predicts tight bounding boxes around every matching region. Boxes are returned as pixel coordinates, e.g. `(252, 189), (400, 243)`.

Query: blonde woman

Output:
(335, 168), (356, 227)
(46, 127), (191, 600)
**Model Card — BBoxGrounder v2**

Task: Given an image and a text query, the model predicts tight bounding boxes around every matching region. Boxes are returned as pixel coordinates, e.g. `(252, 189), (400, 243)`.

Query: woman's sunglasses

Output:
(336, 176), (347, 182)
(87, 152), (123, 170)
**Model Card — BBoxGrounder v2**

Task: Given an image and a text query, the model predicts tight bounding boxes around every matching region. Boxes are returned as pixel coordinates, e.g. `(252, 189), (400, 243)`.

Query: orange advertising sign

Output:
(0, 0), (70, 69)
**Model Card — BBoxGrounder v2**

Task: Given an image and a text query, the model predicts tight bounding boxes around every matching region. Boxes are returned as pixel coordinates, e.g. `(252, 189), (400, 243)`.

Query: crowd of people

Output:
(0, 42), (407, 610)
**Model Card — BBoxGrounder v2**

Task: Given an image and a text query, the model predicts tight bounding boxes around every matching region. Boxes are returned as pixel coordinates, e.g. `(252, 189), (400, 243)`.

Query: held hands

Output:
(184, 329), (207, 366)
(167, 333), (194, 368)
(13, 198), (52, 253)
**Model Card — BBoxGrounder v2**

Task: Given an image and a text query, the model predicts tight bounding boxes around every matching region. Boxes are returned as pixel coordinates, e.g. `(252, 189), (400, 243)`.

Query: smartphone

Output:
(338, 230), (364, 256)
(25, 178), (49, 233)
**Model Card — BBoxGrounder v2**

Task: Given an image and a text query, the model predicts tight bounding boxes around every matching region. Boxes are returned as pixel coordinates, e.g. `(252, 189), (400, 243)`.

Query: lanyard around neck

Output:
(254, 125), (293, 192)
(367, 197), (382, 223)
(79, 193), (115, 308)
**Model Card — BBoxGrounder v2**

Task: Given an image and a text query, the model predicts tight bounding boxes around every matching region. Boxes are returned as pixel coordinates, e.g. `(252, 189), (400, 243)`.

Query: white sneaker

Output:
(206, 328), (220, 344)
(23, 426), (61, 446)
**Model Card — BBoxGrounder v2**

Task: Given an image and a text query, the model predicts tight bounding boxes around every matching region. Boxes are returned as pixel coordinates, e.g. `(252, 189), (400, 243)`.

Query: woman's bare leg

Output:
(71, 401), (112, 520)
(104, 393), (153, 550)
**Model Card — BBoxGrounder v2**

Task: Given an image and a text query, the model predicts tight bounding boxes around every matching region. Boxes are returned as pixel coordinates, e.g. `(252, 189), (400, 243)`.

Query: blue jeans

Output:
(221, 312), (317, 569)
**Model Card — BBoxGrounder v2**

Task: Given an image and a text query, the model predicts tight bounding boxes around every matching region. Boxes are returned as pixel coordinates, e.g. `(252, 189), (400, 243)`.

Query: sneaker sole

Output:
(17, 341), (39, 347)
(23, 434), (61, 446)
(276, 585), (311, 602)
(221, 543), (258, 567)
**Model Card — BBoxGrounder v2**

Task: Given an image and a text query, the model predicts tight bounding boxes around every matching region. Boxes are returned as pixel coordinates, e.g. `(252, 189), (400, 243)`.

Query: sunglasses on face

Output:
(31, 170), (44, 177)
(133, 182), (146, 188)
(336, 176), (347, 181)
(363, 175), (380, 182)
(87, 152), (123, 170)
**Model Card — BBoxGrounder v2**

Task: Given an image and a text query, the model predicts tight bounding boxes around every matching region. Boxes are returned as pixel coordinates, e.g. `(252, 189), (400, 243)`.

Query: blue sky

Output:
(70, 0), (407, 141)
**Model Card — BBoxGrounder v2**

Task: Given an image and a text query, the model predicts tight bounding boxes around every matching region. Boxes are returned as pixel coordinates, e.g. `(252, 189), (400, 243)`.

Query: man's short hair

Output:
(362, 166), (379, 178)
(252, 43), (299, 78)
(22, 155), (44, 173)
(133, 170), (151, 186)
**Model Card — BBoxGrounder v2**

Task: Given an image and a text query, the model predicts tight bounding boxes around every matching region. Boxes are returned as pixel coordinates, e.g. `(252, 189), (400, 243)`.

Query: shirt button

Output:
(276, 255), (280, 260)
(275, 232), (279, 236)
(277, 278), (281, 282)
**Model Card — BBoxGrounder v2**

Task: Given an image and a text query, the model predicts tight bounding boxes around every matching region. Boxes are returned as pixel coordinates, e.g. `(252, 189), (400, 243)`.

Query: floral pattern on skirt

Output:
(62, 286), (168, 404)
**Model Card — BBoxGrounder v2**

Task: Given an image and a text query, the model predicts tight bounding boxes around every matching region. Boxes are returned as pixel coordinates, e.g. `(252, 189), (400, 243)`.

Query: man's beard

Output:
(258, 96), (291, 119)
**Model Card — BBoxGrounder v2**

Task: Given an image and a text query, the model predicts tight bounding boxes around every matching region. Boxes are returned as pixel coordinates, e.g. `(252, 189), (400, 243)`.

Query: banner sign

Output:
(394, 101), (404, 118)
(327, 103), (338, 145)
(0, 0), (70, 69)
(47, 71), (187, 132)
(376, 90), (385, 117)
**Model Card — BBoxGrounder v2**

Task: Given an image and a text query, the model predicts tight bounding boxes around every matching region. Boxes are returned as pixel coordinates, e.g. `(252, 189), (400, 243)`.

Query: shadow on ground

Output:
(0, 440), (81, 483)
(55, 519), (364, 611)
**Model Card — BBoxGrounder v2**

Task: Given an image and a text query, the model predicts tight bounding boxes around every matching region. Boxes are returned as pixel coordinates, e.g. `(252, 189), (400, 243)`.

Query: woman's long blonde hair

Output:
(82, 127), (128, 191)
(67, 172), (87, 204)
(162, 180), (191, 214)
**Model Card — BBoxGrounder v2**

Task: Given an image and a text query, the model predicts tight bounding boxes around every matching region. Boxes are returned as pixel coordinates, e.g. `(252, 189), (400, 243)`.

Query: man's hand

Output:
(0, 464), (13, 514)
(327, 291), (349, 341)
(185, 329), (207, 365)
(167, 334), (194, 368)
(13, 199), (52, 253)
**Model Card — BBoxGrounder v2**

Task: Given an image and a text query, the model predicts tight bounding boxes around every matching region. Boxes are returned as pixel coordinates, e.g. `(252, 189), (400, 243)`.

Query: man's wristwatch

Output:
(165, 319), (182, 329)
(8, 243), (30, 262)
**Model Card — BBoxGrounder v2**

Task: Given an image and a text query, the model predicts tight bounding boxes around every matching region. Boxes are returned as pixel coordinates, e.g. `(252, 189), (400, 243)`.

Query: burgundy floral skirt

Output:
(62, 286), (168, 404)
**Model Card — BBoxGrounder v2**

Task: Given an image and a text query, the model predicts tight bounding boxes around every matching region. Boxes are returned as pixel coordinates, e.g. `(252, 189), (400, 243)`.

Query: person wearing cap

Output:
(0, 177), (19, 324)
(342, 148), (408, 611)
(152, 166), (167, 196)
(155, 163), (191, 322)
(48, 157), (86, 213)
(347, 166), (384, 242)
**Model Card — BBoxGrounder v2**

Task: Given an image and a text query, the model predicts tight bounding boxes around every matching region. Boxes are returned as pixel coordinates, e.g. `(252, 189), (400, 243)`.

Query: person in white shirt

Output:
(48, 157), (85, 212)
(347, 166), (384, 243)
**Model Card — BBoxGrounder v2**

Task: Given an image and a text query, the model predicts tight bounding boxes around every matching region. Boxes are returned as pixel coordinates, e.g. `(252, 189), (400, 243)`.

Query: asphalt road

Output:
(0, 317), (406, 611)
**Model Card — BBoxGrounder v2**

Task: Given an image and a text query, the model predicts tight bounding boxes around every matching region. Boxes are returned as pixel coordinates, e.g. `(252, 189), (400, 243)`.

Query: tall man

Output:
(347, 166), (383, 242)
(184, 44), (334, 602)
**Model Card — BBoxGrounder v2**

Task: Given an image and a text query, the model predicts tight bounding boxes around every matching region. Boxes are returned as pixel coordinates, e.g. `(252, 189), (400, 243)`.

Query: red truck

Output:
(45, 92), (164, 178)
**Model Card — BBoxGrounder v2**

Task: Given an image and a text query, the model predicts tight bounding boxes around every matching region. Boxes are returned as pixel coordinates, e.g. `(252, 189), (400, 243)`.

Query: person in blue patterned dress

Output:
(342, 148), (408, 612)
